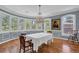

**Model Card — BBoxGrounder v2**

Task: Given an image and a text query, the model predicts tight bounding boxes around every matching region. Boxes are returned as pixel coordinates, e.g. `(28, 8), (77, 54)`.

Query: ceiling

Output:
(0, 5), (79, 18)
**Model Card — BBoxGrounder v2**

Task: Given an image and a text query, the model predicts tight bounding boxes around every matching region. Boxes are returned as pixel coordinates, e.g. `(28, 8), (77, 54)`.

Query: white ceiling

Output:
(0, 5), (79, 18)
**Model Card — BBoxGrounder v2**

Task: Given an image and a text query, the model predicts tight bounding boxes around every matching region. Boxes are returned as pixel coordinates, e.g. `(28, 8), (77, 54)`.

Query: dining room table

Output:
(26, 32), (53, 51)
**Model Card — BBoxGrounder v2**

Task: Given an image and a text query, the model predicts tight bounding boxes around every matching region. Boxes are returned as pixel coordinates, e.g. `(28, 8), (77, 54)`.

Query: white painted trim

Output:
(0, 36), (68, 45)
(0, 29), (43, 34)
(53, 37), (68, 40)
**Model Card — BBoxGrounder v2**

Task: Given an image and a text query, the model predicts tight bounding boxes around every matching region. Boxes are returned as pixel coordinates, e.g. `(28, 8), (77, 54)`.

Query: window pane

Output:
(32, 21), (36, 29)
(44, 19), (50, 31)
(19, 18), (25, 30)
(36, 23), (43, 29)
(25, 19), (32, 30)
(2, 15), (10, 31)
(11, 16), (18, 31)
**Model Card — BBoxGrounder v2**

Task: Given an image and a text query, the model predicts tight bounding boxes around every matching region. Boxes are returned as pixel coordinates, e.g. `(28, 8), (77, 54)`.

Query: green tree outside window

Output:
(25, 19), (32, 30)
(11, 16), (18, 31)
(44, 19), (50, 31)
(2, 15), (10, 31)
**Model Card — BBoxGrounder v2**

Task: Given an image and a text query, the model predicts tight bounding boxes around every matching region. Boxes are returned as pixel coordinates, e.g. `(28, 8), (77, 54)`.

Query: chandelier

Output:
(35, 5), (44, 23)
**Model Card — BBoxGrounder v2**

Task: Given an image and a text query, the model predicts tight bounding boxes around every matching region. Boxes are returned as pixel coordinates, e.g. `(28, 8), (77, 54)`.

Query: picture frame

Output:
(51, 19), (60, 30)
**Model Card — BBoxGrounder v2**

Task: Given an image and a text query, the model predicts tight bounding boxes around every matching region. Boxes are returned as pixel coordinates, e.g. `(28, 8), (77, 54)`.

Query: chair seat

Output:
(25, 39), (32, 42)
(25, 41), (33, 47)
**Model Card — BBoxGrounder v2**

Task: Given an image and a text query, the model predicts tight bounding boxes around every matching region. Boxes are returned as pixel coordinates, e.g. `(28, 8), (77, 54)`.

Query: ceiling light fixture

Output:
(35, 5), (44, 23)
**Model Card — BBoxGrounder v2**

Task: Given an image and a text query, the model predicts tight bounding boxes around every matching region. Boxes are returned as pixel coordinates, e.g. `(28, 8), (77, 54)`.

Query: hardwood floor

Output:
(0, 38), (20, 53)
(0, 38), (79, 53)
(38, 38), (79, 53)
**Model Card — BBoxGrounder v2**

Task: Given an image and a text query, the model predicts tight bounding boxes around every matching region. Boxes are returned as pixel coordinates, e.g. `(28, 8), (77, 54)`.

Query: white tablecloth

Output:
(26, 33), (53, 51)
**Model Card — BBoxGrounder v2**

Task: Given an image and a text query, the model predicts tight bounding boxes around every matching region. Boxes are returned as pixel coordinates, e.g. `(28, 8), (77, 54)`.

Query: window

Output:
(32, 21), (36, 29)
(32, 24), (36, 29)
(44, 19), (51, 31)
(0, 10), (44, 43)
(2, 15), (10, 31)
(36, 23), (43, 30)
(25, 19), (32, 30)
(19, 18), (25, 30)
(11, 16), (18, 31)
(31, 20), (43, 30)
(0, 11), (44, 32)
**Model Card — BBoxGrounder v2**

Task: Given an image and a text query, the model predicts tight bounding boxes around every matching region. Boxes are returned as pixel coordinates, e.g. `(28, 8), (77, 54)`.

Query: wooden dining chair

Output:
(19, 35), (33, 53)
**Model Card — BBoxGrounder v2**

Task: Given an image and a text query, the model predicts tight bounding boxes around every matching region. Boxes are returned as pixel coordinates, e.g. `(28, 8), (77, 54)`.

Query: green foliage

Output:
(19, 19), (25, 30)
(2, 15), (10, 31)
(32, 23), (36, 29)
(25, 19), (31, 29)
(11, 17), (18, 31)
(44, 19), (50, 31)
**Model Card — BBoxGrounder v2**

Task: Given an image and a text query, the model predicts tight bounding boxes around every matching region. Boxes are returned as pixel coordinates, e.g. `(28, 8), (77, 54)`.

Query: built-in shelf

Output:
(61, 14), (76, 36)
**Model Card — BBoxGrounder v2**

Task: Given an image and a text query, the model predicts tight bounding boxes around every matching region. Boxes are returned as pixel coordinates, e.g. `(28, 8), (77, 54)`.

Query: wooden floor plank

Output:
(0, 38), (79, 53)
(38, 38), (79, 53)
